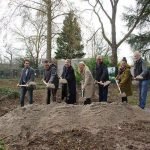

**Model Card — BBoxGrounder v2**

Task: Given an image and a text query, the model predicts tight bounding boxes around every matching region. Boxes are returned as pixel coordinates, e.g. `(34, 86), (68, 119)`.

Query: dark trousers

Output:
(98, 85), (108, 102)
(20, 87), (33, 107)
(122, 97), (128, 103)
(61, 84), (67, 101)
(47, 88), (57, 104)
(61, 84), (76, 104)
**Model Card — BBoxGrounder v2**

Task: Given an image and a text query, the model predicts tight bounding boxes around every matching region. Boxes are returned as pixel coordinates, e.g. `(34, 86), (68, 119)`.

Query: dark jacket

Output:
(61, 66), (76, 83)
(43, 64), (59, 89)
(19, 67), (34, 85)
(96, 63), (109, 82)
(61, 65), (76, 104)
(134, 58), (149, 80)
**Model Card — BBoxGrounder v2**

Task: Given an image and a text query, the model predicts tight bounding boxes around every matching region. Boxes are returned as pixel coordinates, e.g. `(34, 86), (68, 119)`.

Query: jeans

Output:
(20, 87), (33, 107)
(98, 85), (108, 102)
(139, 80), (149, 109)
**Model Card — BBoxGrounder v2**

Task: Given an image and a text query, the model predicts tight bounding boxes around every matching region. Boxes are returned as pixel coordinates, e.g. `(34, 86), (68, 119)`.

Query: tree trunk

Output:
(47, 0), (52, 61)
(111, 45), (117, 66)
(111, 3), (118, 66)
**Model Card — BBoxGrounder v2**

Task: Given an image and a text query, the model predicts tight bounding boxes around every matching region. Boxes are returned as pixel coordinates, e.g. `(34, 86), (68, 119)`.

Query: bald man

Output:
(96, 55), (109, 102)
(133, 51), (149, 109)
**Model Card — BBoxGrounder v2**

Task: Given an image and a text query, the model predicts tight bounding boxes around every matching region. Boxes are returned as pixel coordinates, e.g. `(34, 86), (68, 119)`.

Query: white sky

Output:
(0, 0), (138, 64)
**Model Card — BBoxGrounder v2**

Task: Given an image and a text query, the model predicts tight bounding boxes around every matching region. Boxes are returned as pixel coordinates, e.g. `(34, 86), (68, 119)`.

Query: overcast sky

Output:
(0, 0), (137, 64)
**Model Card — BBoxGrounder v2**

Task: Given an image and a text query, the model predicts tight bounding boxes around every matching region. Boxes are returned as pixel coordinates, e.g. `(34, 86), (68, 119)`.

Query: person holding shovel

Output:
(61, 59), (76, 104)
(116, 60), (132, 103)
(96, 55), (109, 102)
(133, 51), (149, 109)
(17, 59), (35, 107)
(78, 61), (94, 105)
(43, 59), (59, 104)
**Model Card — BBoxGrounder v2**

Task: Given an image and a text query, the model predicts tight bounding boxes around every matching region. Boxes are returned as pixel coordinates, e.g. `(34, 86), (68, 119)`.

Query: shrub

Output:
(74, 64), (82, 85)
(0, 140), (5, 150)
(0, 88), (19, 99)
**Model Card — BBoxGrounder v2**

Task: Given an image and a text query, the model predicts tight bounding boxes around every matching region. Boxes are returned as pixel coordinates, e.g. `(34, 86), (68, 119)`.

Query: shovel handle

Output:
(115, 79), (122, 94)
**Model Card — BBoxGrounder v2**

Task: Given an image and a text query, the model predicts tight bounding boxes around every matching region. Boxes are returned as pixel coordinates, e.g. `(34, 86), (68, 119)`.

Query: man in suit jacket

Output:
(17, 59), (35, 107)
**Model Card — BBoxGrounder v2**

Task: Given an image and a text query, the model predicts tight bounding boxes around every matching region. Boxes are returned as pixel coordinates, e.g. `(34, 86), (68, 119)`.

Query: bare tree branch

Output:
(22, 5), (46, 14)
(86, 28), (101, 42)
(97, 0), (112, 23)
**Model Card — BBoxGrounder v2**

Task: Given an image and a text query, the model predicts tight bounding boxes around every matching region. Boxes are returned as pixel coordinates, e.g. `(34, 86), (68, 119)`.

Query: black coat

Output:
(96, 63), (109, 82)
(61, 66), (76, 103)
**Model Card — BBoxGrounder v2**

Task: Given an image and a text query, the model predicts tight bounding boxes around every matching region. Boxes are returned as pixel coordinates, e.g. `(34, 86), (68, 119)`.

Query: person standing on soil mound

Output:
(17, 59), (35, 107)
(78, 61), (94, 105)
(43, 59), (59, 104)
(116, 60), (132, 103)
(133, 51), (149, 109)
(61, 59), (76, 104)
(95, 55), (109, 102)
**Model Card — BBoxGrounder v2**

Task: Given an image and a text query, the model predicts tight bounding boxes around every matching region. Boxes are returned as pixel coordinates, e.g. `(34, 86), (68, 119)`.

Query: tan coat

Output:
(81, 67), (94, 98)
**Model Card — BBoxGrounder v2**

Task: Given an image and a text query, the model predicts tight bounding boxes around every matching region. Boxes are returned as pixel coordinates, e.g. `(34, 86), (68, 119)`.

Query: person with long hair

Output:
(116, 60), (132, 103)
(78, 61), (94, 105)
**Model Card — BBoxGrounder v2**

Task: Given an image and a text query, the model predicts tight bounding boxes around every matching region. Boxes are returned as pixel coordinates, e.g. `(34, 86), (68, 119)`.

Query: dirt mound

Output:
(0, 102), (150, 150)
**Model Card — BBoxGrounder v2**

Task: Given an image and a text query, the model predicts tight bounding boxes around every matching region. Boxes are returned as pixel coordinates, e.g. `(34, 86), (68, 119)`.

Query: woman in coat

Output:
(61, 59), (76, 104)
(78, 61), (94, 105)
(116, 60), (132, 103)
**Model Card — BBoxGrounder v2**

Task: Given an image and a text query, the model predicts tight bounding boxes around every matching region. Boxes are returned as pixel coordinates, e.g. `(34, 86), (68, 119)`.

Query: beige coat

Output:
(81, 67), (94, 98)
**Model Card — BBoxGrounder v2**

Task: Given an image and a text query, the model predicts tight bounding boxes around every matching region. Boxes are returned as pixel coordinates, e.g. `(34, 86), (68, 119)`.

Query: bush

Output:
(74, 57), (111, 85)
(74, 64), (82, 85)
(0, 88), (19, 99)
(0, 140), (5, 150)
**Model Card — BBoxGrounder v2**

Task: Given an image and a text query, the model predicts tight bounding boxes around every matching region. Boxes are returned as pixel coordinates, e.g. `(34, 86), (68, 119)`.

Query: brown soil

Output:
(0, 82), (150, 150)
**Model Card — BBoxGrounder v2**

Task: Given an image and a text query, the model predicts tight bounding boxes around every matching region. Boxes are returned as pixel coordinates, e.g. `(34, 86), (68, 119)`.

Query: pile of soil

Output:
(0, 102), (150, 150)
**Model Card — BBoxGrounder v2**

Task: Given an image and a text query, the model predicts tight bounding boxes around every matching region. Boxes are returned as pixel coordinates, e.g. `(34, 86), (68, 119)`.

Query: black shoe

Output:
(84, 99), (91, 105)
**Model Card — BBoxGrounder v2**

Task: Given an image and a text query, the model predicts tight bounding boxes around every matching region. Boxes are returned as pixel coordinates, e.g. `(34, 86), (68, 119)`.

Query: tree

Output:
(83, 0), (149, 66)
(2, 0), (68, 62)
(124, 0), (150, 58)
(55, 11), (85, 59)
(86, 29), (111, 57)
(12, 12), (47, 68)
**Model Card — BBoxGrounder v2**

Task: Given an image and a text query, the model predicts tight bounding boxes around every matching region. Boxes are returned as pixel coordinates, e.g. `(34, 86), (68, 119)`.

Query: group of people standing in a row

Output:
(17, 51), (149, 109)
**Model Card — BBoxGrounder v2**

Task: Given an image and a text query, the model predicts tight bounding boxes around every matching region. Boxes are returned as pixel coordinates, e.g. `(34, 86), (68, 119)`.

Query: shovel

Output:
(115, 79), (126, 97)
(78, 89), (86, 104)
(18, 84), (28, 87)
(42, 80), (55, 89)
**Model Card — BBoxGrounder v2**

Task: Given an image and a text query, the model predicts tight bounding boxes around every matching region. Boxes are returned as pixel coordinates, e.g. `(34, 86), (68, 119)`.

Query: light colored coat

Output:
(81, 67), (94, 98)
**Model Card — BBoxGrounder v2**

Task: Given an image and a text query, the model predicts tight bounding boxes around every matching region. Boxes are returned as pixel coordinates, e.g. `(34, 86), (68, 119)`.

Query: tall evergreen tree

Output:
(124, 0), (150, 56)
(55, 11), (85, 59)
